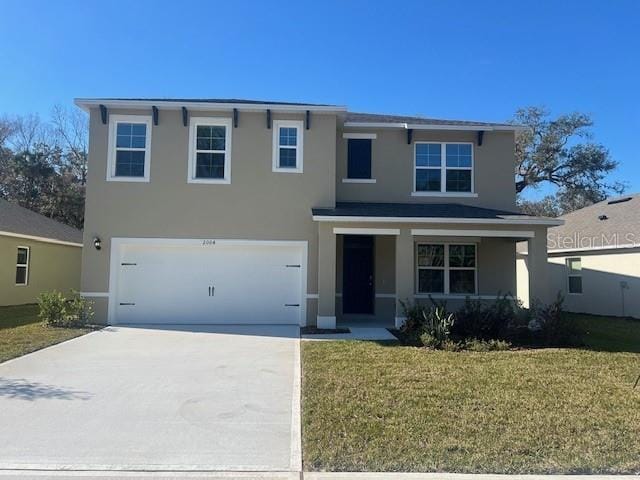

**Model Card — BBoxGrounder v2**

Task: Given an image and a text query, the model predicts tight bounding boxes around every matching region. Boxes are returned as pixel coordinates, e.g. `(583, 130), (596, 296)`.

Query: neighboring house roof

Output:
(0, 199), (83, 246)
(548, 194), (640, 253)
(312, 202), (562, 226)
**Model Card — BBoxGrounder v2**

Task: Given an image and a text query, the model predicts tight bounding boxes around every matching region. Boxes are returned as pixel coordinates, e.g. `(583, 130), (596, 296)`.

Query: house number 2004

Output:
(202, 239), (216, 246)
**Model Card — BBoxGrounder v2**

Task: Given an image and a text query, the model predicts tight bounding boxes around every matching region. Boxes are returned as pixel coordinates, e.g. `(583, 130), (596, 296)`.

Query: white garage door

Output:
(111, 239), (305, 325)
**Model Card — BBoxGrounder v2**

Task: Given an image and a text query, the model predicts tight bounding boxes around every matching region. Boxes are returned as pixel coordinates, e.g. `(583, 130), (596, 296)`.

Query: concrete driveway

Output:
(0, 325), (300, 473)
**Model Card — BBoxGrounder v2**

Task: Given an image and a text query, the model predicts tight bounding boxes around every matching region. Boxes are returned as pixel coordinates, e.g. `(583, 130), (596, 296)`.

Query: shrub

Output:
(38, 290), (93, 327)
(529, 293), (581, 347)
(453, 294), (522, 340)
(401, 300), (455, 348)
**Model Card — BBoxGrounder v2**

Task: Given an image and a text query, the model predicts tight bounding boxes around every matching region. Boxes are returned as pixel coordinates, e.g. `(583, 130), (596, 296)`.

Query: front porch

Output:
(313, 203), (562, 330)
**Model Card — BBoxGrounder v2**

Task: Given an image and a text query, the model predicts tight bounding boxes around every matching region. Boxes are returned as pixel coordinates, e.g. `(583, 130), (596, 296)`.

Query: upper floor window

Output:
(273, 120), (303, 173)
(414, 142), (474, 195)
(16, 246), (29, 286)
(343, 132), (378, 183)
(188, 117), (232, 184)
(416, 243), (476, 295)
(107, 115), (152, 182)
(566, 257), (582, 294)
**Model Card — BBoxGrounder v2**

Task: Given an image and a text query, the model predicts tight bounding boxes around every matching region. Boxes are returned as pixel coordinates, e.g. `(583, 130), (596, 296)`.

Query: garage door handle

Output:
(208, 286), (215, 296)
(285, 304), (300, 307)
(119, 302), (135, 306)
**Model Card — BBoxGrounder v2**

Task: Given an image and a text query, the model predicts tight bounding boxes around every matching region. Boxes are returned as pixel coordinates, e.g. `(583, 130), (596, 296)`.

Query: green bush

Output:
(399, 294), (578, 350)
(453, 294), (525, 340)
(401, 300), (455, 349)
(38, 291), (94, 327)
(529, 293), (581, 347)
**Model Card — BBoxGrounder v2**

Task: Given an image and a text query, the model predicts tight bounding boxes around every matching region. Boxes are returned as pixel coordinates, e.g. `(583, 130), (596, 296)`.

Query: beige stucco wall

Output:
(336, 129), (517, 211)
(545, 249), (640, 318)
(82, 108), (337, 323)
(0, 235), (81, 306)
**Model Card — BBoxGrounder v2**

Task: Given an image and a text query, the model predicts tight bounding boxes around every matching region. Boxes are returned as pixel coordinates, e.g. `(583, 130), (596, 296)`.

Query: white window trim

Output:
(16, 246), (30, 286)
(107, 114), (152, 182)
(187, 117), (232, 184)
(272, 120), (304, 173)
(415, 242), (478, 295)
(413, 142), (475, 196)
(566, 257), (583, 295)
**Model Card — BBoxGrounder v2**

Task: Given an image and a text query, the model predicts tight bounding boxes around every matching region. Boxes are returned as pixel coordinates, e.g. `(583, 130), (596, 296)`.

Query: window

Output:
(273, 120), (303, 173)
(416, 243), (476, 294)
(107, 115), (152, 182)
(347, 138), (372, 179)
(15, 246), (29, 286)
(414, 142), (474, 194)
(566, 257), (582, 294)
(188, 117), (232, 184)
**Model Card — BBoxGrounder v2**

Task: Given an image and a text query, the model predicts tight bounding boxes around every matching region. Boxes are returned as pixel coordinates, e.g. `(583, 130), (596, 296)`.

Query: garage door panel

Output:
(113, 241), (304, 325)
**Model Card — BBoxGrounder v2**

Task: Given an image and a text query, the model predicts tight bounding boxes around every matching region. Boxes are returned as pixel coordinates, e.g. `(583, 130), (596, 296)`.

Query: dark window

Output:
(416, 169), (441, 192)
(279, 148), (297, 168)
(446, 169), (472, 192)
(196, 152), (225, 179)
(347, 139), (372, 179)
(16, 247), (29, 285)
(115, 151), (145, 177)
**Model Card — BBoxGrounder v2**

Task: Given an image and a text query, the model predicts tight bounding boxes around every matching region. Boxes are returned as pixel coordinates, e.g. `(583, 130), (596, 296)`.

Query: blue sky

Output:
(1, 0), (638, 197)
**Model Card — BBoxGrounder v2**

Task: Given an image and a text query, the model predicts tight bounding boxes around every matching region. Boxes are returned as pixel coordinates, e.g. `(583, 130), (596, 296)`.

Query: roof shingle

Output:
(0, 199), (83, 244)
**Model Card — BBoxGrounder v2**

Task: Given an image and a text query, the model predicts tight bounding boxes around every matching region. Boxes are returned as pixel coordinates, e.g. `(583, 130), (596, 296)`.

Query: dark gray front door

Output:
(342, 235), (374, 314)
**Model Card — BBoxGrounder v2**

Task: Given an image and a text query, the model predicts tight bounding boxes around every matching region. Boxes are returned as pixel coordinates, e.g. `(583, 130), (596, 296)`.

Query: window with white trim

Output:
(566, 257), (582, 294)
(415, 142), (473, 193)
(273, 120), (303, 173)
(15, 246), (29, 286)
(107, 115), (152, 182)
(188, 117), (232, 184)
(416, 243), (476, 294)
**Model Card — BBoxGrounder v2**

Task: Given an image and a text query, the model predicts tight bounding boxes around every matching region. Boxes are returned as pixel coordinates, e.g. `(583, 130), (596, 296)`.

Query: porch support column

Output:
(395, 228), (414, 328)
(317, 222), (337, 328)
(527, 226), (551, 305)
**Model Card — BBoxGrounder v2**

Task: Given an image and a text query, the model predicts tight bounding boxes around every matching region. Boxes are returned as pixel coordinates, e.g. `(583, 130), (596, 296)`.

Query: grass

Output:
(302, 314), (640, 474)
(0, 304), (92, 364)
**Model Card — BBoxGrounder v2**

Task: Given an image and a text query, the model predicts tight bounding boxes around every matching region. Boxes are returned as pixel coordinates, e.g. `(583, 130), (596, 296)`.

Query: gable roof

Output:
(0, 199), (83, 246)
(548, 194), (640, 252)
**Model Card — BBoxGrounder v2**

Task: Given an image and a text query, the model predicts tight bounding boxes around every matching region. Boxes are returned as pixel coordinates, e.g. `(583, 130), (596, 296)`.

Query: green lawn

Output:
(0, 304), (92, 363)
(302, 314), (640, 474)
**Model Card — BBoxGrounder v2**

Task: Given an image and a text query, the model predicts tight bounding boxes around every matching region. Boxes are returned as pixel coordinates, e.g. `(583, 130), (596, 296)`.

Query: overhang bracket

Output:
(305, 110), (310, 130)
(407, 128), (413, 145)
(233, 108), (239, 128)
(266, 109), (272, 129)
(152, 106), (159, 126)
(181, 107), (188, 127)
(477, 131), (484, 146)
(99, 104), (107, 124)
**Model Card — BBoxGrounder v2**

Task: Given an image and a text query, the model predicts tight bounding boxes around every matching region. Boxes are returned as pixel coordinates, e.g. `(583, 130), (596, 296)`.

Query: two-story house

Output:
(75, 98), (561, 328)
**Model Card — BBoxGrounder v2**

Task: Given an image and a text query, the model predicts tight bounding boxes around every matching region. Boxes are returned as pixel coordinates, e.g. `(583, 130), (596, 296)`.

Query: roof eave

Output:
(311, 215), (564, 226)
(343, 121), (527, 132)
(74, 98), (347, 114)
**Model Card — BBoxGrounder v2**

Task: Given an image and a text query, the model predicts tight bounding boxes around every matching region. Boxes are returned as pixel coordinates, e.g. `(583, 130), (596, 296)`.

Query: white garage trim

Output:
(108, 238), (308, 326)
